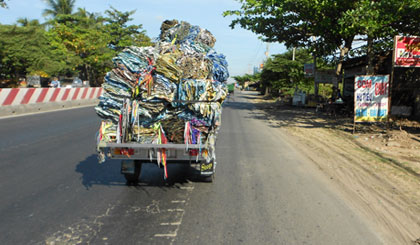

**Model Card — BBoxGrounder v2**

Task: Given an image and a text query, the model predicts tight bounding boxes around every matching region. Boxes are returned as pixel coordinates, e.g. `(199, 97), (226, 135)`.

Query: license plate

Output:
(121, 160), (135, 174)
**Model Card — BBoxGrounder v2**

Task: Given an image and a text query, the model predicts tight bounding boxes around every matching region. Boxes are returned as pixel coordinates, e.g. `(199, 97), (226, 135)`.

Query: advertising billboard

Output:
(354, 75), (389, 122)
(394, 36), (420, 67)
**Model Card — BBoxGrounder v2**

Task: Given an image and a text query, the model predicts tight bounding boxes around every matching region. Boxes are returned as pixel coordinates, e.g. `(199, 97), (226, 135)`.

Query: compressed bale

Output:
(177, 54), (211, 80)
(159, 19), (179, 40)
(155, 51), (182, 83)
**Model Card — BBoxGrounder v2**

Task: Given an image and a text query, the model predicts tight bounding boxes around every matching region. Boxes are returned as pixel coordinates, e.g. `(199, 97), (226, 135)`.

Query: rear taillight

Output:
(189, 149), (199, 156)
(114, 148), (134, 156)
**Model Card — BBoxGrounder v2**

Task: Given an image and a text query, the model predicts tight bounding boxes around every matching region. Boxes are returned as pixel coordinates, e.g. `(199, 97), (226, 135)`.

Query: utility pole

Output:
(292, 47), (296, 61)
(312, 36), (319, 101)
(265, 43), (270, 59)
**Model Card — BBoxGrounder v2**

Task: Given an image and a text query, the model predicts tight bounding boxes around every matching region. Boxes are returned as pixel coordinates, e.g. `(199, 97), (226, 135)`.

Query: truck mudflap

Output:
(200, 161), (215, 176)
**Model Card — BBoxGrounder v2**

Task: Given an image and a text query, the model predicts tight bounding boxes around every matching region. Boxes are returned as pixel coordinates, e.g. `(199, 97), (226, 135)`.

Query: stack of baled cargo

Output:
(95, 20), (229, 174)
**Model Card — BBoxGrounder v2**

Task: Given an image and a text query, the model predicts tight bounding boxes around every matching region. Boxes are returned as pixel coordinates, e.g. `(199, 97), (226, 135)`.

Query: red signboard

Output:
(394, 36), (420, 67)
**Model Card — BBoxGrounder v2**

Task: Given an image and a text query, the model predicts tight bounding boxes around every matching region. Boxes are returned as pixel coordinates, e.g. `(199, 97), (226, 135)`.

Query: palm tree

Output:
(0, 0), (7, 8)
(76, 7), (103, 22)
(42, 0), (76, 17)
(17, 18), (43, 27)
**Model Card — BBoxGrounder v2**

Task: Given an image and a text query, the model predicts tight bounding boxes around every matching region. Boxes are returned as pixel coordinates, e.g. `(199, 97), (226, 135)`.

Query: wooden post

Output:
(353, 75), (357, 134)
(387, 65), (395, 131)
(387, 36), (397, 131)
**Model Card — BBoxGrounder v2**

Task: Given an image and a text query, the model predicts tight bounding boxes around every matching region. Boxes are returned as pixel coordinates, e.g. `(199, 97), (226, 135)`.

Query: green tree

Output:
(104, 7), (152, 51)
(224, 0), (357, 78)
(43, 0), (76, 18)
(232, 75), (249, 87)
(233, 73), (258, 87)
(224, 0), (420, 78)
(0, 0), (7, 8)
(261, 49), (314, 94)
(339, 0), (420, 74)
(47, 7), (152, 85)
(16, 18), (43, 27)
(0, 24), (68, 82)
(48, 14), (114, 85)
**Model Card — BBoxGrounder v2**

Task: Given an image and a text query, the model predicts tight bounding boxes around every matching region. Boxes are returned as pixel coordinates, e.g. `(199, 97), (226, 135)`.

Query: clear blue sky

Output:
(0, 0), (287, 80)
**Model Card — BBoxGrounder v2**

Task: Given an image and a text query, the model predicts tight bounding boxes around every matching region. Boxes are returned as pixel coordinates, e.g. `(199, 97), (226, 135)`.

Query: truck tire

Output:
(124, 160), (142, 184)
(201, 174), (214, 183)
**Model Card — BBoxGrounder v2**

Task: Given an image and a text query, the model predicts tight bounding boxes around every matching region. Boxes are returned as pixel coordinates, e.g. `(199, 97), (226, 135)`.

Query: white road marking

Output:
(155, 189), (193, 243)
(171, 200), (186, 204)
(154, 233), (177, 237)
(160, 221), (182, 226)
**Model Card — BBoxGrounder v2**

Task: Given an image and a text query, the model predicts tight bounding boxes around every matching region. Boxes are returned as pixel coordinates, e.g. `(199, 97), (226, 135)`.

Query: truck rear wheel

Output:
(124, 160), (142, 184)
(201, 174), (214, 183)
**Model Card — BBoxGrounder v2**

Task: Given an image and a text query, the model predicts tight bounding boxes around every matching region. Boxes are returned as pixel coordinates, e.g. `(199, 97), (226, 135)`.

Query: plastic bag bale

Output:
(112, 66), (139, 88)
(97, 93), (123, 110)
(132, 125), (159, 143)
(177, 110), (213, 127)
(100, 91), (125, 105)
(207, 81), (228, 102)
(195, 29), (216, 48)
(161, 119), (185, 143)
(157, 41), (178, 55)
(95, 106), (119, 122)
(187, 79), (208, 100)
(139, 74), (177, 102)
(185, 25), (201, 42)
(105, 70), (134, 91)
(159, 19), (179, 40)
(155, 51), (182, 83)
(137, 100), (166, 116)
(161, 21), (192, 43)
(189, 101), (222, 122)
(181, 40), (211, 55)
(177, 54), (211, 80)
(124, 46), (159, 65)
(207, 50), (229, 83)
(102, 81), (132, 98)
(95, 105), (122, 122)
(178, 79), (226, 102)
(112, 51), (147, 74)
(98, 120), (118, 143)
(132, 101), (173, 127)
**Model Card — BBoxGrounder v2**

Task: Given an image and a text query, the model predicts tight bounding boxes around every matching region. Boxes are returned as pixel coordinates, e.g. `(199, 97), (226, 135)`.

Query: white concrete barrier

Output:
(0, 87), (103, 117)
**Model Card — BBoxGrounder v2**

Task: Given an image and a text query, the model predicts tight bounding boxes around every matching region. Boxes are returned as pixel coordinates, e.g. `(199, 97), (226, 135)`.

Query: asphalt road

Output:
(0, 91), (383, 244)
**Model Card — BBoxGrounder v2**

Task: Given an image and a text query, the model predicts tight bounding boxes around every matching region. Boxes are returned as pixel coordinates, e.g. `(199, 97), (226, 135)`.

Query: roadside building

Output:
(342, 52), (420, 119)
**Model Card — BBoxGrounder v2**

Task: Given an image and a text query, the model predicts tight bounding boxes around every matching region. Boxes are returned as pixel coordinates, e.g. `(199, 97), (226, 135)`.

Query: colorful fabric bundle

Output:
(96, 20), (229, 173)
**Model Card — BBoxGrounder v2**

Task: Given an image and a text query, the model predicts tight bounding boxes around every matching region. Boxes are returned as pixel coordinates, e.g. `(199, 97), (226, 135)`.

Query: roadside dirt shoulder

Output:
(246, 92), (420, 245)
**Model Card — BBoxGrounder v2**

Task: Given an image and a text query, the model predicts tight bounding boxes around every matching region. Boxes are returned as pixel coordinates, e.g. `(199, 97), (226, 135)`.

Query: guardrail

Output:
(0, 87), (103, 117)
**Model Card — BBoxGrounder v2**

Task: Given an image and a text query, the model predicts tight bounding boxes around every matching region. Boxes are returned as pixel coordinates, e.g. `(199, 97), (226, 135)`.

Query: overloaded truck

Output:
(95, 20), (229, 184)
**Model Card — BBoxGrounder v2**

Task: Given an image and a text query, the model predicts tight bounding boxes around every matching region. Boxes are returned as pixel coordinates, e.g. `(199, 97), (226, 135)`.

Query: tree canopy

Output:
(0, 23), (66, 79)
(224, 0), (420, 76)
(43, 0), (76, 18)
(261, 49), (313, 91)
(0, 1), (152, 87)
(0, 0), (7, 8)
(104, 7), (152, 51)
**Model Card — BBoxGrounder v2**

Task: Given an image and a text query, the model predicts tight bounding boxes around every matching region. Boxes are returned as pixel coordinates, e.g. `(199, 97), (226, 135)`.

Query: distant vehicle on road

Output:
(227, 83), (234, 94)
(71, 77), (84, 87)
